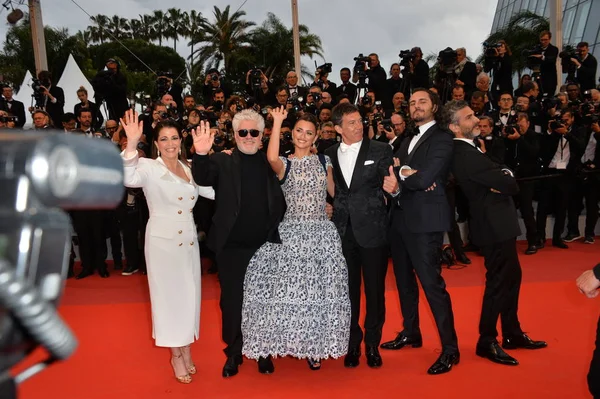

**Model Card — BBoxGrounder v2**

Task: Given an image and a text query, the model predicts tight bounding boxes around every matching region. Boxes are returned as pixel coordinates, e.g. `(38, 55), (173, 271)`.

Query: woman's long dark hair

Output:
(151, 120), (189, 165)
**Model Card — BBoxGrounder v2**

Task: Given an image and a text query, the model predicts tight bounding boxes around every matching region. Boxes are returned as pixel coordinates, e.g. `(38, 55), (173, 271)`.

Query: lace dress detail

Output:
(241, 155), (351, 360)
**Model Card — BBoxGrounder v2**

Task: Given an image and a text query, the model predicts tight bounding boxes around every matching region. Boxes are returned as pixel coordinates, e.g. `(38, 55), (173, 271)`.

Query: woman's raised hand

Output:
(191, 120), (214, 155)
(120, 109), (144, 144)
(269, 105), (288, 124)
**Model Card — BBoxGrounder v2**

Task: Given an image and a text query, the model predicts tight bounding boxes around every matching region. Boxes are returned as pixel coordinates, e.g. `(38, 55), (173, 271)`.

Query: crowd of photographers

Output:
(0, 29), (598, 277)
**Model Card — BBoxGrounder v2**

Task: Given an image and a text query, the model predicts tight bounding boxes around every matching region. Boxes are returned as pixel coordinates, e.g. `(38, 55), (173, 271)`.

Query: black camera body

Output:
(249, 68), (262, 90)
(541, 95), (560, 113)
(483, 41), (503, 58)
(287, 93), (304, 113)
(550, 116), (565, 131)
(381, 118), (393, 131)
(316, 63), (332, 75)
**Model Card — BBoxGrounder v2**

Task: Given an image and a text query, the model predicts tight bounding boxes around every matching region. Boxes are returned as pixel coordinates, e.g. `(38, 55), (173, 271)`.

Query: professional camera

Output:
(540, 95), (561, 113)
(353, 53), (370, 89)
(249, 68), (262, 90)
(311, 92), (322, 103)
(316, 63), (333, 75)
(437, 47), (458, 74)
(523, 45), (544, 71)
(287, 93), (304, 113)
(559, 48), (577, 60)
(381, 118), (393, 131)
(30, 78), (47, 107)
(399, 49), (416, 68)
(549, 116), (564, 131)
(0, 115), (17, 124)
(155, 71), (173, 97)
(210, 73), (220, 82)
(372, 112), (383, 125)
(361, 94), (372, 107)
(282, 131), (293, 142)
(483, 42), (502, 58)
(374, 100), (383, 112)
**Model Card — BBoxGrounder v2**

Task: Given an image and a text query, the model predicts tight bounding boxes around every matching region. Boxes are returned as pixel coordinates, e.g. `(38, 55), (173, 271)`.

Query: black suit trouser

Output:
(536, 172), (569, 242)
(341, 223), (388, 348)
(478, 238), (523, 345)
(390, 217), (458, 354)
(567, 177), (600, 237)
(446, 185), (465, 256)
(216, 246), (259, 357)
(71, 210), (107, 273)
(117, 205), (141, 269)
(515, 180), (538, 246)
(589, 315), (600, 398)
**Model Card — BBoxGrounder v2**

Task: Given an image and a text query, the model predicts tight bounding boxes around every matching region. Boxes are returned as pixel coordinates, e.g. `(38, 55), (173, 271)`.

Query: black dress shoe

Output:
(258, 356), (274, 374)
(344, 347), (360, 368)
(365, 346), (382, 368)
(222, 355), (243, 378)
(427, 352), (460, 375)
(476, 342), (518, 365)
(502, 333), (547, 350)
(456, 253), (471, 264)
(536, 239), (545, 249)
(552, 240), (568, 249)
(380, 332), (423, 350)
(99, 269), (110, 278)
(524, 245), (537, 255)
(75, 270), (94, 280)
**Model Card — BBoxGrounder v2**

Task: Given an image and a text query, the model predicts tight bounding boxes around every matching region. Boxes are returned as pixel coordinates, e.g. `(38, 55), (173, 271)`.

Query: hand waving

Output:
(269, 105), (288, 124)
(191, 120), (214, 155)
(120, 109), (144, 145)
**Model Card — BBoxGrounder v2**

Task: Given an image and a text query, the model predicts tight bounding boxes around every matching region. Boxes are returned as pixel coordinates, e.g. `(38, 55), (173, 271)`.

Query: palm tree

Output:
(137, 14), (156, 42)
(88, 14), (109, 44)
(165, 8), (185, 51)
(151, 10), (168, 46)
(107, 15), (131, 41)
(190, 5), (255, 74)
(250, 12), (323, 81)
(481, 10), (549, 77)
(185, 10), (207, 74)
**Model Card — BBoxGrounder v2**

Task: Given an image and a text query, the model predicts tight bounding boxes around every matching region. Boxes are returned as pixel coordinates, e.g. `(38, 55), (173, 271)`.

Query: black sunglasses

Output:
(237, 129), (260, 137)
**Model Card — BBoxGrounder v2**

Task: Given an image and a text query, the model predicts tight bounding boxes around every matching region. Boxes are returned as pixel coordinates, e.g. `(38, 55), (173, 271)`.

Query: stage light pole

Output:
(291, 0), (301, 81)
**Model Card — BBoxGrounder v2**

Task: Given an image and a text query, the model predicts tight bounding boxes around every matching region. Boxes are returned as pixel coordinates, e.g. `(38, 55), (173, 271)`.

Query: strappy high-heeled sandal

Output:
(171, 354), (192, 383)
(307, 358), (321, 370)
(181, 345), (196, 375)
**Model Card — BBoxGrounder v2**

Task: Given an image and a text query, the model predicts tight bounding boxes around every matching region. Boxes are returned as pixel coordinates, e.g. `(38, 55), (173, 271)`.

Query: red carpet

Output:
(12, 240), (600, 398)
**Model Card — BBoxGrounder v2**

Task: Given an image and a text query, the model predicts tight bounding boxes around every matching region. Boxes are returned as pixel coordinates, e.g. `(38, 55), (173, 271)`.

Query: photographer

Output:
(491, 92), (517, 135)
(0, 85), (25, 128)
(483, 40), (513, 101)
(202, 68), (231, 103)
(31, 70), (64, 128)
(314, 63), (337, 94)
(0, 110), (16, 129)
(405, 47), (430, 91)
(531, 31), (559, 97)
(142, 102), (168, 143)
(74, 86), (103, 131)
(336, 67), (357, 104)
(505, 113), (540, 254)
(352, 53), (387, 101)
(383, 63), (409, 110)
(156, 73), (183, 112)
(183, 95), (196, 112)
(246, 69), (275, 107)
(573, 42), (598, 92)
(315, 121), (338, 154)
(477, 115), (505, 164)
(91, 59), (129, 121)
(536, 109), (586, 249)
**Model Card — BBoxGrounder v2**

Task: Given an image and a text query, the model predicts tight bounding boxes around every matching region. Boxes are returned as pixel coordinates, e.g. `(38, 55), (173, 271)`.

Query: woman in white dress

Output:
(120, 110), (214, 384)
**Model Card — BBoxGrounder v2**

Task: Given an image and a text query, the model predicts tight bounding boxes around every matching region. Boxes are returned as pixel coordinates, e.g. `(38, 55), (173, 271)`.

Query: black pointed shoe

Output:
(222, 355), (243, 378)
(502, 333), (547, 350)
(476, 342), (518, 365)
(365, 346), (382, 368)
(380, 332), (423, 350)
(257, 356), (274, 374)
(427, 352), (460, 375)
(344, 347), (360, 368)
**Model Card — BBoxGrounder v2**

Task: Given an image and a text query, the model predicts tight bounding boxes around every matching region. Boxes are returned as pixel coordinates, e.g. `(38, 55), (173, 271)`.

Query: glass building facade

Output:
(492, 0), (600, 60)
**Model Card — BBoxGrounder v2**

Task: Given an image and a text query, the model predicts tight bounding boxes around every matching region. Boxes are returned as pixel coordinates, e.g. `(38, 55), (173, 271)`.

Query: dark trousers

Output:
(341, 224), (388, 348)
(515, 180), (538, 246)
(390, 215), (458, 354)
(446, 185), (465, 256)
(567, 177), (600, 237)
(588, 316), (600, 398)
(104, 210), (122, 266)
(117, 205), (141, 269)
(478, 238), (523, 344)
(71, 210), (107, 273)
(216, 246), (259, 357)
(536, 171), (569, 242)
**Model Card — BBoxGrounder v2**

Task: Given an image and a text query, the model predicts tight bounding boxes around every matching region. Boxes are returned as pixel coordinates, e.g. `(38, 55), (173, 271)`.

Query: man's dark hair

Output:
(516, 112), (529, 122)
(442, 99), (469, 127)
(540, 30), (552, 39)
(498, 91), (513, 98)
(62, 112), (76, 123)
(470, 91), (486, 101)
(331, 102), (360, 126)
(452, 84), (465, 92)
(153, 101), (166, 111)
(319, 103), (333, 111)
(577, 41), (589, 48)
(37, 70), (52, 81)
(522, 81), (537, 94)
(562, 109), (575, 119)
(77, 108), (92, 118)
(213, 88), (224, 97)
(412, 88), (443, 121)
(183, 94), (195, 101)
(340, 67), (351, 74)
(336, 93), (349, 103)
(276, 85), (290, 95)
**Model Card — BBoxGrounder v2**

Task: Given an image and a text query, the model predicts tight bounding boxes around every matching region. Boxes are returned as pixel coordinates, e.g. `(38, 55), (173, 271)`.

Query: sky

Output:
(0, 0), (498, 84)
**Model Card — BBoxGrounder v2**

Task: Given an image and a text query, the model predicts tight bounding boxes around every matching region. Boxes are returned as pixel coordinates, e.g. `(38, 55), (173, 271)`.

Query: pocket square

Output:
(364, 160), (374, 165)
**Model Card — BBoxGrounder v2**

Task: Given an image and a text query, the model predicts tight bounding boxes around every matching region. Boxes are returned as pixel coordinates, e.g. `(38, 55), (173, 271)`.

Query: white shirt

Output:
(549, 134), (570, 169)
(399, 120), (436, 180)
(338, 140), (362, 187)
(582, 132), (597, 163)
(389, 136), (398, 147)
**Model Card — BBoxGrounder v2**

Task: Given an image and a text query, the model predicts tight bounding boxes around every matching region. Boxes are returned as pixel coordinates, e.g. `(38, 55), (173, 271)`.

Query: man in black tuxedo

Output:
(446, 100), (547, 366)
(191, 110), (286, 378)
(574, 42), (598, 92)
(325, 102), (393, 369)
(92, 59), (129, 121)
(454, 48), (477, 96)
(534, 31), (559, 97)
(380, 88), (459, 375)
(1, 85), (26, 128)
(34, 70), (64, 128)
(336, 68), (357, 104)
(284, 70), (308, 100)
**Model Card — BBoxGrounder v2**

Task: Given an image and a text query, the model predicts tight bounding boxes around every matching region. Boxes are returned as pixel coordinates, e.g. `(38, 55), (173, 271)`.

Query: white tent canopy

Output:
(13, 70), (34, 127)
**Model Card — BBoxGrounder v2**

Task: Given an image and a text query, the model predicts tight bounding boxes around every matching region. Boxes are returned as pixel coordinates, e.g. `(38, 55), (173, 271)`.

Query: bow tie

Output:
(289, 86), (297, 90)
(500, 113), (509, 117)
(340, 142), (360, 153)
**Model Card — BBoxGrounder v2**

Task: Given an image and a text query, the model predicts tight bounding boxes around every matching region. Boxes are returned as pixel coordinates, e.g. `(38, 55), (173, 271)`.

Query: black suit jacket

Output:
(191, 150), (286, 255)
(539, 125), (586, 172)
(504, 129), (540, 178)
(286, 85), (308, 100)
(45, 86), (65, 128)
(457, 61), (477, 95)
(451, 140), (521, 246)
(336, 82), (357, 104)
(577, 54), (598, 92)
(326, 139), (393, 248)
(540, 44), (559, 93)
(391, 123), (453, 233)
(0, 98), (26, 127)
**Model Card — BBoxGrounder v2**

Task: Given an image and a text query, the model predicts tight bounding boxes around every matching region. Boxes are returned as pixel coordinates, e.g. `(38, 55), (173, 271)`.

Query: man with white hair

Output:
(191, 109), (286, 378)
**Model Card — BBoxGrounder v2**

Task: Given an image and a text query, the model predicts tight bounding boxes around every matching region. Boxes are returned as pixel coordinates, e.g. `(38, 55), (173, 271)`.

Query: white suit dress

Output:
(122, 152), (215, 347)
